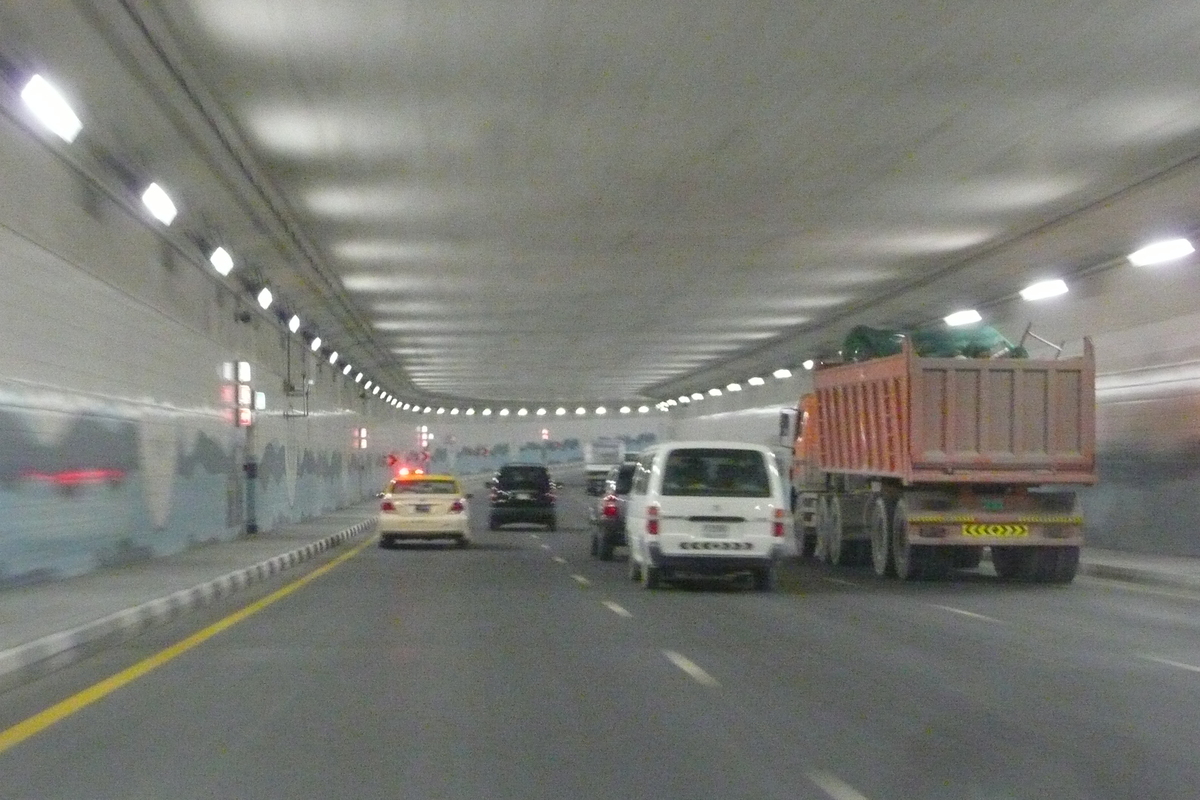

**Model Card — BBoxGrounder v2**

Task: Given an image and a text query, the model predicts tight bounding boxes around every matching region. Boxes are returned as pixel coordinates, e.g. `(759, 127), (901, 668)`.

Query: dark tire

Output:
(869, 495), (895, 578)
(823, 495), (850, 566)
(457, 537), (470, 549)
(753, 562), (776, 591)
(597, 534), (615, 561)
(590, 534), (598, 556)
(628, 555), (641, 581)
(547, 518), (558, 532)
(800, 532), (818, 559)
(641, 562), (661, 590)
(379, 536), (394, 549)
(992, 546), (1038, 580)
(891, 500), (927, 581)
(488, 516), (499, 531)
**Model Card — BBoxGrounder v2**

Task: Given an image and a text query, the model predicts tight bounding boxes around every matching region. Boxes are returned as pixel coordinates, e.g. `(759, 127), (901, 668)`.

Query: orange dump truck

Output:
(792, 338), (1096, 582)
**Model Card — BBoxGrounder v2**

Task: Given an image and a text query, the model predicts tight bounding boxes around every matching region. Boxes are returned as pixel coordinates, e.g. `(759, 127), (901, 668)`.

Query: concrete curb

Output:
(1078, 562), (1200, 592)
(0, 517), (376, 689)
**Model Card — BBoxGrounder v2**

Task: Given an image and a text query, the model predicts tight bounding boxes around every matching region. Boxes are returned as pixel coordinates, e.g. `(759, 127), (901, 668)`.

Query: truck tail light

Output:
(773, 508), (786, 537)
(647, 504), (659, 535)
(381, 500), (395, 512)
(449, 499), (465, 513)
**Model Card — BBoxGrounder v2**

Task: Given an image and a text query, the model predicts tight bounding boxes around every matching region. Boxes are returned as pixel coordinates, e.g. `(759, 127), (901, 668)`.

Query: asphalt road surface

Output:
(2, 476), (1199, 799)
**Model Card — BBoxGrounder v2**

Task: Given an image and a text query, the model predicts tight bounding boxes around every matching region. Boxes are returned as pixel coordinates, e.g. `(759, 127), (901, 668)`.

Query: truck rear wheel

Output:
(869, 495), (895, 577)
(992, 546), (1037, 580)
(823, 495), (850, 566)
(1046, 546), (1080, 583)
(890, 500), (944, 580)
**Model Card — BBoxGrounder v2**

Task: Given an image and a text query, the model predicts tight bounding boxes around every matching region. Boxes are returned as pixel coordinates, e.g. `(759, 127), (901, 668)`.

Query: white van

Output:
(625, 441), (789, 590)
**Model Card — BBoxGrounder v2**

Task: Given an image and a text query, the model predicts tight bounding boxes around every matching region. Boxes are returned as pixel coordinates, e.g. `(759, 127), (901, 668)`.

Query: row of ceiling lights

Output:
(16, 72), (417, 408)
(23, 73), (1196, 422)
(657, 237), (1196, 410)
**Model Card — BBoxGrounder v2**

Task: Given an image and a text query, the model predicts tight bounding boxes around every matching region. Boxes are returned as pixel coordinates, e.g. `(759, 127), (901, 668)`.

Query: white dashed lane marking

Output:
(930, 604), (1004, 624)
(808, 770), (872, 800)
(662, 650), (720, 687)
(1139, 654), (1200, 674)
(571, 574), (591, 586)
(552, 556), (567, 564)
(821, 577), (860, 588)
(540, 543), (552, 550)
(602, 601), (632, 618)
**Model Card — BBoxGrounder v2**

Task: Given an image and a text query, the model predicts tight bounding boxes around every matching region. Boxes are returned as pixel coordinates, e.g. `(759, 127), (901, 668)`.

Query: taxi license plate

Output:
(700, 523), (729, 538)
(962, 524), (1028, 538)
(414, 504), (431, 513)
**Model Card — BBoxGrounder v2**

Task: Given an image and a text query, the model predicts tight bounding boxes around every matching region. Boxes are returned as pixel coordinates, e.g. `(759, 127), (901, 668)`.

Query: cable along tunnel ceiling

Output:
(93, 1), (1200, 404)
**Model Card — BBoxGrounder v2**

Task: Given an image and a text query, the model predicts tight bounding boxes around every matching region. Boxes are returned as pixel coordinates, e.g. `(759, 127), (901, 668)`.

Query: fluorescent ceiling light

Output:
(575, 407), (586, 415)
(141, 183), (177, 225)
(423, 406), (432, 413)
(517, 408), (528, 416)
(666, 399), (678, 406)
(451, 408), (460, 415)
(256, 287), (273, 310)
(466, 408), (475, 415)
(596, 407), (607, 415)
(364, 380), (373, 390)
(748, 377), (765, 386)
(556, 407), (567, 416)
(373, 386), (380, 395)
(1020, 279), (1069, 301)
(619, 406), (631, 414)
(482, 409), (492, 416)
(638, 406), (650, 413)
(708, 388), (722, 396)
(288, 315), (301, 333)
(691, 392), (704, 401)
(536, 408), (547, 416)
(21, 75), (82, 142)
(310, 336), (322, 351)
(342, 364), (352, 375)
(329, 351), (338, 364)
(436, 407), (445, 414)
(678, 395), (690, 403)
(944, 309), (982, 326)
(209, 247), (234, 276)
(726, 383), (742, 392)
(1128, 238), (1195, 266)
(355, 373), (363, 383)
(499, 408), (510, 416)
(772, 368), (792, 379)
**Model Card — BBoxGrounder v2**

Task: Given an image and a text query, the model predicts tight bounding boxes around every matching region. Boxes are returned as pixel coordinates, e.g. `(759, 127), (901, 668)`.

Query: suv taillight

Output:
(646, 504), (659, 535)
(381, 500), (395, 512)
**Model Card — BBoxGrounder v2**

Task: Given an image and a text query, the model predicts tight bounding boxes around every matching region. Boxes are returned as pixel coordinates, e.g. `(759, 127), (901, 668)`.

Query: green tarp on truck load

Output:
(842, 324), (1028, 362)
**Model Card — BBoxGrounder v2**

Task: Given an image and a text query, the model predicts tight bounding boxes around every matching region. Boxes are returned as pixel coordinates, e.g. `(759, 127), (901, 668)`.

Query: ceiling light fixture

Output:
(772, 368), (792, 379)
(328, 351), (338, 365)
(141, 183), (177, 225)
(1020, 279), (1069, 301)
(342, 364), (352, 375)
(691, 392), (704, 401)
(310, 336), (322, 351)
(619, 406), (631, 414)
(556, 407), (567, 416)
(944, 309), (982, 326)
(499, 408), (510, 416)
(288, 315), (301, 333)
(482, 409), (492, 416)
(726, 383), (742, 392)
(21, 74), (82, 142)
(536, 408), (547, 416)
(802, 359), (815, 370)
(575, 407), (586, 415)
(256, 287), (273, 310)
(517, 408), (528, 416)
(638, 406), (650, 413)
(209, 247), (234, 277)
(708, 388), (722, 396)
(748, 377), (765, 386)
(1128, 238), (1195, 266)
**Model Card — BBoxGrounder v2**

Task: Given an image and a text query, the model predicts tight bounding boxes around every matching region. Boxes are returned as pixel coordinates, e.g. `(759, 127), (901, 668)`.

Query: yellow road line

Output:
(0, 534), (375, 756)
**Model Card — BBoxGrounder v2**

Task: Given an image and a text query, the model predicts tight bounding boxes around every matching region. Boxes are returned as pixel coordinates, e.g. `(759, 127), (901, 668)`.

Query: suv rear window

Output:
(496, 466), (551, 490)
(614, 464), (635, 494)
(661, 448), (771, 498)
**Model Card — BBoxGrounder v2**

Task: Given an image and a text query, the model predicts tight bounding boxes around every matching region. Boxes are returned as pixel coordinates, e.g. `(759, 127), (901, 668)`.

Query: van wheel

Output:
(753, 563), (776, 591)
(590, 534), (598, 556)
(628, 556), (641, 581)
(641, 563), (661, 590)
(597, 535), (615, 561)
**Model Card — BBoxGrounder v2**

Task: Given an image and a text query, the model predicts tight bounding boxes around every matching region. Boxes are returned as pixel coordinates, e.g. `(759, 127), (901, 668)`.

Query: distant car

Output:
(590, 463), (636, 560)
(378, 474), (471, 548)
(488, 463), (557, 530)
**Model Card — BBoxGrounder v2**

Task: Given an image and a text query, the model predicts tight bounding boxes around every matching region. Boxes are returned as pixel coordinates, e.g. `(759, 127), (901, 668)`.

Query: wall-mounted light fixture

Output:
(20, 74), (82, 142)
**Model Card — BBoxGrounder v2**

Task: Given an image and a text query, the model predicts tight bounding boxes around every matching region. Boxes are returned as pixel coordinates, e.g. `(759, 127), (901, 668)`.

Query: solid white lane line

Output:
(821, 577), (860, 588)
(552, 556), (567, 564)
(663, 650), (720, 687)
(571, 574), (591, 586)
(602, 600), (632, 618)
(808, 770), (872, 800)
(930, 604), (1004, 624)
(1139, 654), (1200, 674)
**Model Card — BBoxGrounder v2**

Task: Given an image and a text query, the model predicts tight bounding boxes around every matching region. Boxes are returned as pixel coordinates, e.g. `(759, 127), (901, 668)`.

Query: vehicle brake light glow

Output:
(773, 507), (786, 537)
(381, 500), (395, 511)
(602, 497), (619, 518)
(450, 499), (465, 513)
(647, 504), (659, 535)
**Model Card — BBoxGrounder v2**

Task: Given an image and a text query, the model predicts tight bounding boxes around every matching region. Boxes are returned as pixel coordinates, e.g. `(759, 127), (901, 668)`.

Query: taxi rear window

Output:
(389, 479), (459, 495)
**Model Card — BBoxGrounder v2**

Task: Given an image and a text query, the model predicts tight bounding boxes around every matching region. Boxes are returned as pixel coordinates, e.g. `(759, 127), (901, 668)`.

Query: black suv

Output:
(487, 464), (557, 530)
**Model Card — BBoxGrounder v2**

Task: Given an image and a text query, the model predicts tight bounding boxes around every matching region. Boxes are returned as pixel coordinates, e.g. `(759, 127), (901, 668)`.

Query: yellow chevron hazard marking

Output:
(962, 524), (1029, 538)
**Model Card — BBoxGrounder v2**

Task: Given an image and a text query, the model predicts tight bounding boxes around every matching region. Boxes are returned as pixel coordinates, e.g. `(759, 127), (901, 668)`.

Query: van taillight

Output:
(773, 507), (785, 537)
(647, 504), (659, 535)
(449, 499), (465, 513)
(381, 500), (395, 512)
(602, 496), (619, 517)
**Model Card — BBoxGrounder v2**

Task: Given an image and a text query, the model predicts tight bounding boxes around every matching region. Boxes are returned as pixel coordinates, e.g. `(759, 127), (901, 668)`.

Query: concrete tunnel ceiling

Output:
(18, 0), (1200, 409)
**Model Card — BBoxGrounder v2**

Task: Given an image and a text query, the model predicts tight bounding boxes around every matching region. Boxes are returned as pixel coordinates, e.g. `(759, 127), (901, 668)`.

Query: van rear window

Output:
(661, 448), (771, 497)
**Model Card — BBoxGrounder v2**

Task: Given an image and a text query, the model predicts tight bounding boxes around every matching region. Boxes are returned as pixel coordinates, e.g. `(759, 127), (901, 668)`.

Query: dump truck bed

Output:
(813, 339), (1096, 485)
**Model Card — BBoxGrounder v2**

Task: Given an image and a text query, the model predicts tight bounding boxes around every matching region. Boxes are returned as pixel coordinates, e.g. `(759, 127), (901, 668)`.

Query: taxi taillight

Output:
(381, 500), (395, 512)
(449, 499), (465, 513)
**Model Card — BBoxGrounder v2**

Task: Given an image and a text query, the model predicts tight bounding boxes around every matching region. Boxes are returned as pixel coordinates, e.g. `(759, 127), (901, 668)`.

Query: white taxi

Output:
(377, 474), (471, 548)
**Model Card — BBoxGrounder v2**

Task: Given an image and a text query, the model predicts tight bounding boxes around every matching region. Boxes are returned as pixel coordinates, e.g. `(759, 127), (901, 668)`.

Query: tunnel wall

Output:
(0, 112), (390, 587)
